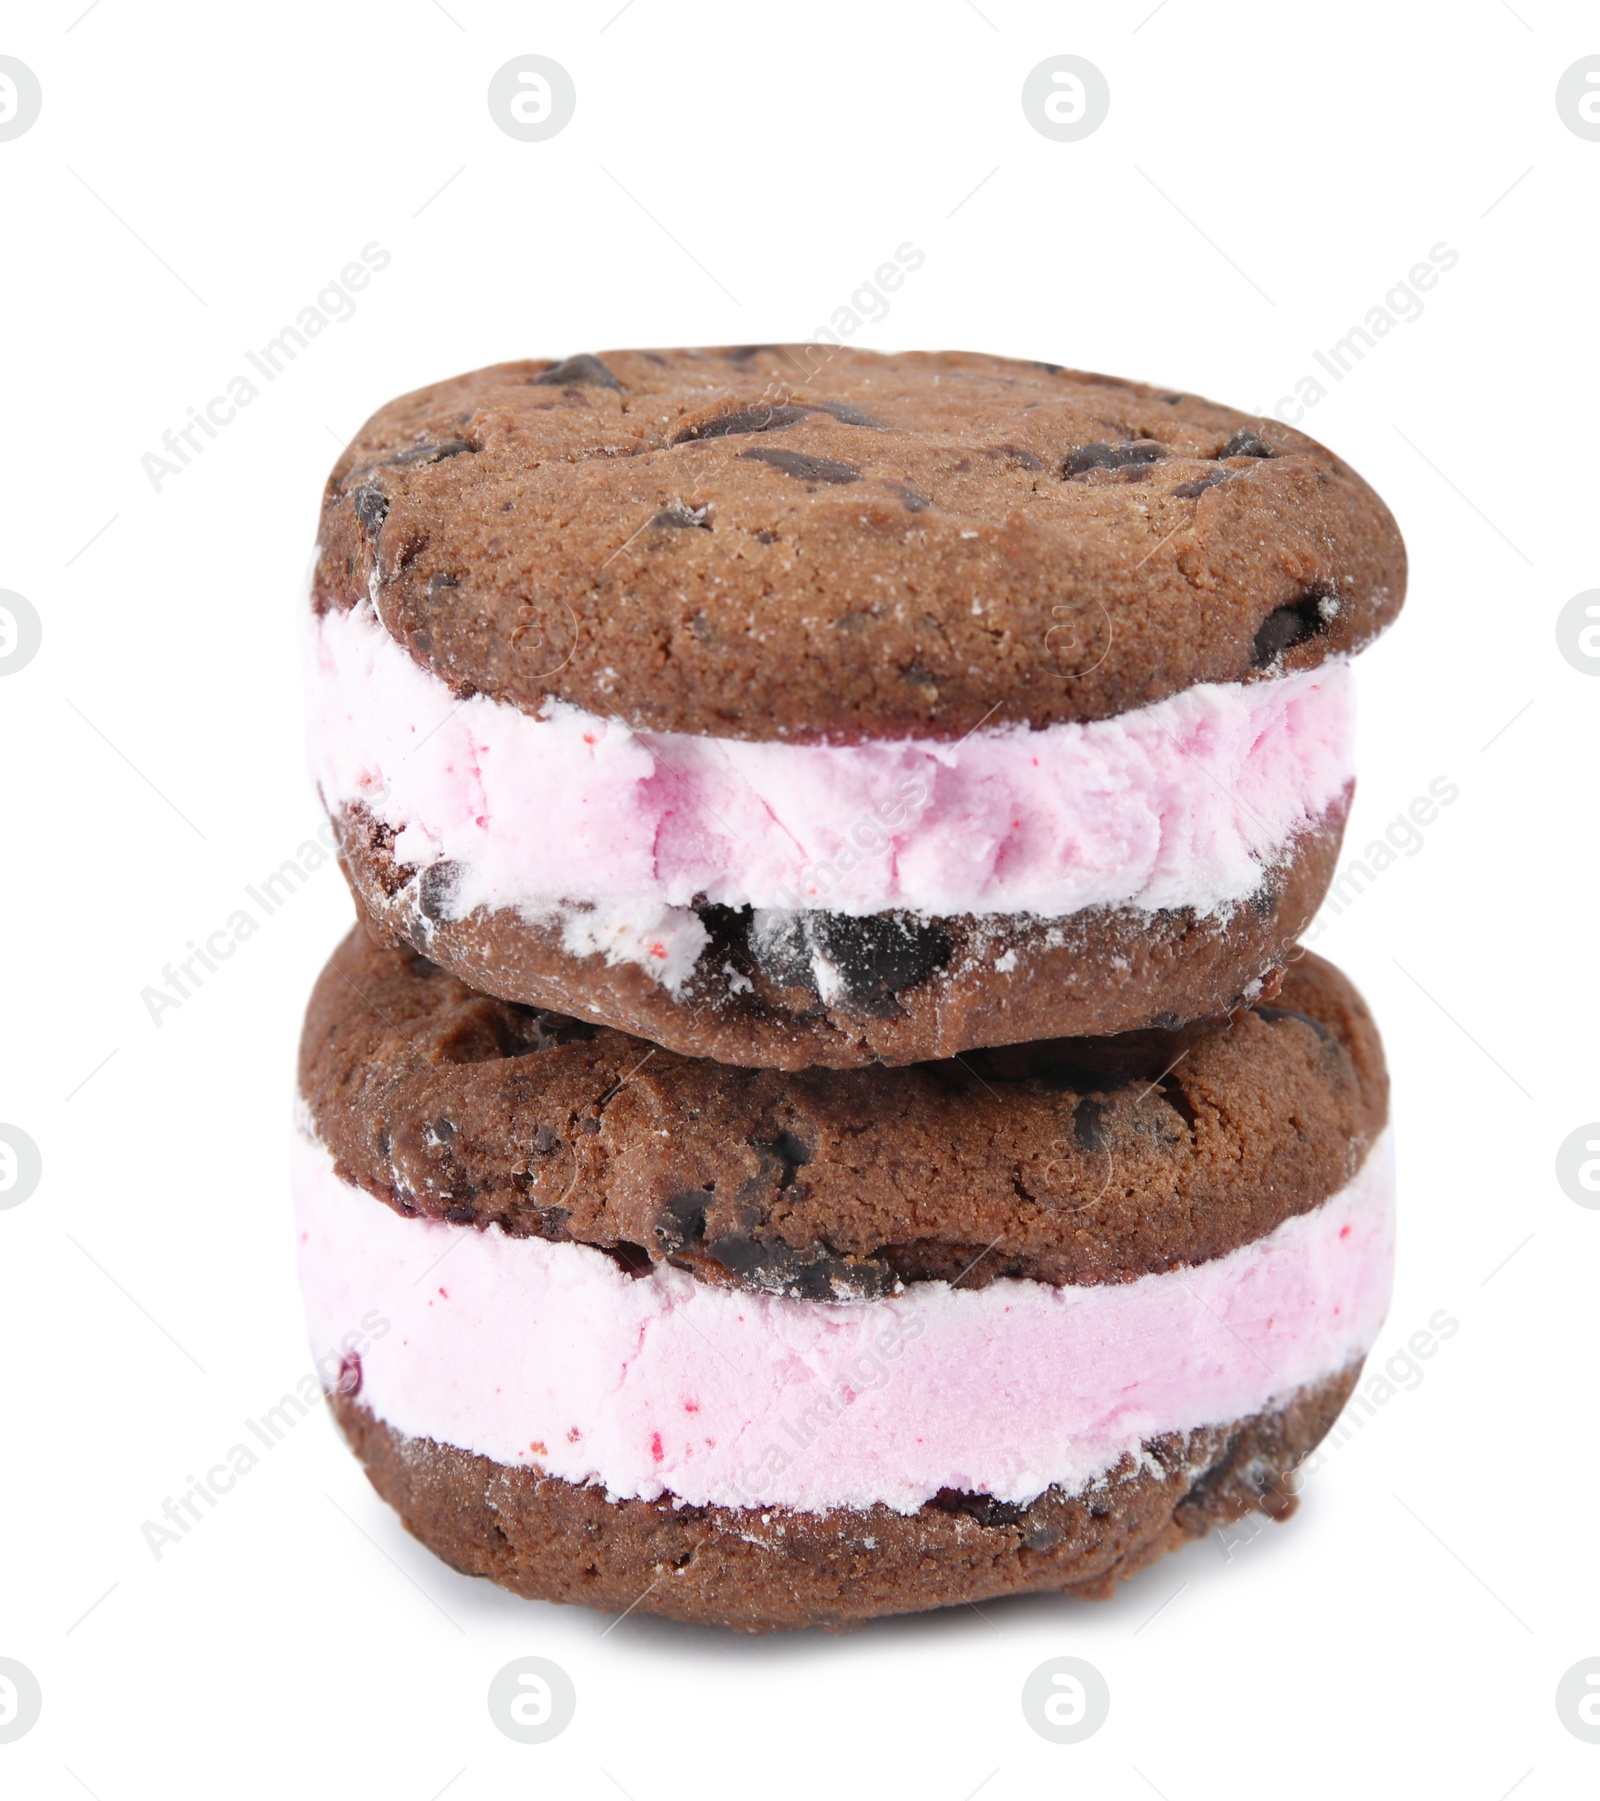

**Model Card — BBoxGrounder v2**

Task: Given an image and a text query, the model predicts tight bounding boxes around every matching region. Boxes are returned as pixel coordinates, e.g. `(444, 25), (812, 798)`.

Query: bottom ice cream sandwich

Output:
(294, 927), (1393, 1631)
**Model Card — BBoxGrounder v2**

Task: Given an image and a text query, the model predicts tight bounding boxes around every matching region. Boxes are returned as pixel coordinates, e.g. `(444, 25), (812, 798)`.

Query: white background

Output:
(3, 2), (1597, 1796)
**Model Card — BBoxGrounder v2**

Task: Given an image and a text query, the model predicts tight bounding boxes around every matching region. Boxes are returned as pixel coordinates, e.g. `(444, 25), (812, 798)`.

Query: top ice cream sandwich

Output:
(307, 346), (1405, 1069)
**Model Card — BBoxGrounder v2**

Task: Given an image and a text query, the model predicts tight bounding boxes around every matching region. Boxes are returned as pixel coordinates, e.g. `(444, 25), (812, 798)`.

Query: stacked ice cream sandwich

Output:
(295, 347), (1403, 1631)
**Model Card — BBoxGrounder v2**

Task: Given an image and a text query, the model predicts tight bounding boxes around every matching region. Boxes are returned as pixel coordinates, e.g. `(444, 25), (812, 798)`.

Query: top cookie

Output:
(312, 347), (1405, 743)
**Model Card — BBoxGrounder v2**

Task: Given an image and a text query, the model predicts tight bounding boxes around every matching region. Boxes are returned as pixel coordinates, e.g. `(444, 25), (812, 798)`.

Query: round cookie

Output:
(311, 347), (1405, 739)
(307, 347), (1403, 1067)
(295, 927), (1393, 1630)
(329, 1372), (1357, 1634)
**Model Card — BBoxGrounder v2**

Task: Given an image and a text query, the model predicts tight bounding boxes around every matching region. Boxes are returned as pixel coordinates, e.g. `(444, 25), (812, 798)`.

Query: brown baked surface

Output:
(311, 347), (1405, 743)
(299, 926), (1387, 1297)
(329, 1367), (1358, 1632)
(334, 789), (1347, 1069)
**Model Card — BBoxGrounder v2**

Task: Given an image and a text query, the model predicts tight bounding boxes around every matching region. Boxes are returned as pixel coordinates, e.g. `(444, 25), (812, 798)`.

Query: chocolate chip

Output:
(1252, 1005), (1335, 1047)
(704, 1233), (894, 1301)
(654, 1189), (710, 1253)
(352, 485), (389, 537)
(383, 438), (477, 468)
(425, 1117), (456, 1146)
(883, 481), (932, 512)
(928, 1488), (1029, 1527)
(723, 344), (775, 363)
(1172, 471), (1229, 499)
(1063, 439), (1168, 477)
(672, 404), (811, 444)
(738, 447), (861, 484)
(746, 910), (949, 1015)
(532, 1125), (561, 1155)
(809, 399), (887, 428)
(752, 1130), (812, 1187)
(531, 353), (622, 390)
(990, 442), (1045, 470)
(753, 529), (778, 544)
(1221, 428), (1275, 459)
(417, 861), (461, 921)
(808, 913), (952, 1017)
(648, 503), (712, 529)
(1251, 591), (1333, 666)
(426, 571), (459, 599)
(746, 912), (813, 990)
(1072, 1097), (1108, 1152)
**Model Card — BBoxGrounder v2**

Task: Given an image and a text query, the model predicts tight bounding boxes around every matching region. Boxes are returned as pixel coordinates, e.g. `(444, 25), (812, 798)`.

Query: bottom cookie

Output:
(335, 796), (1347, 1070)
(329, 1366), (1360, 1633)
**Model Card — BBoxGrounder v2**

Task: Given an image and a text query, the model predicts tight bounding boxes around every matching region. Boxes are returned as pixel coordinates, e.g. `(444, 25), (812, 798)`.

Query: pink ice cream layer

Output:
(294, 1128), (1395, 1515)
(306, 602), (1356, 992)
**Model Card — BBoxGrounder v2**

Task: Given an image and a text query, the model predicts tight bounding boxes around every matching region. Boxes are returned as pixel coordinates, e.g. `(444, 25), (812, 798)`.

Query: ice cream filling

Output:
(307, 602), (1356, 994)
(295, 1126), (1394, 1515)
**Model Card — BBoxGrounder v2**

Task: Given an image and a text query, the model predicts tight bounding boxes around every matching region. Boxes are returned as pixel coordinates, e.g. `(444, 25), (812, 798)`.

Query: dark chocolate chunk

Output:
(884, 482), (932, 512)
(1252, 1005), (1335, 1047)
(807, 913), (952, 1016)
(809, 399), (887, 428)
(747, 911), (951, 1014)
(928, 1488), (1029, 1527)
(417, 861), (461, 921)
(352, 485), (389, 537)
(532, 1125), (561, 1155)
(1220, 428), (1275, 459)
(738, 447), (861, 485)
(1063, 439), (1168, 477)
(703, 1233), (894, 1301)
(672, 404), (811, 443)
(1072, 1097), (1108, 1152)
(531, 353), (622, 390)
(1251, 592), (1332, 666)
(1172, 471), (1229, 499)
(655, 1188), (711, 1252)
(383, 438), (478, 468)
(752, 1130), (812, 1187)
(746, 911), (814, 990)
(991, 442), (1046, 470)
